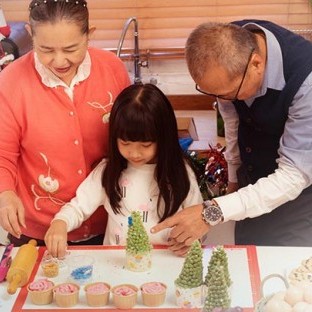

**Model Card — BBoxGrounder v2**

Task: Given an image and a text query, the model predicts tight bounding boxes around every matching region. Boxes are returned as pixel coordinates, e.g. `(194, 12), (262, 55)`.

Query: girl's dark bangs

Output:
(114, 108), (157, 142)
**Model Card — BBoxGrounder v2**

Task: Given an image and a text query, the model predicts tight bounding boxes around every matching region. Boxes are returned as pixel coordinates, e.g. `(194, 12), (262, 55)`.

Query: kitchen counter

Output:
(0, 245), (311, 311)
(175, 110), (225, 151)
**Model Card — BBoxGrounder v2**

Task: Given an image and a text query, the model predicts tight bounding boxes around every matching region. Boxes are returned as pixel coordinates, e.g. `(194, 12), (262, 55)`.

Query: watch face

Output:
(202, 202), (223, 226)
(205, 206), (221, 221)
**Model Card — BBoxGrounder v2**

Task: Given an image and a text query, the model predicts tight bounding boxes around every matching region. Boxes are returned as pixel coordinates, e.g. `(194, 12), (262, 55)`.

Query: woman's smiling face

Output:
(31, 20), (90, 85)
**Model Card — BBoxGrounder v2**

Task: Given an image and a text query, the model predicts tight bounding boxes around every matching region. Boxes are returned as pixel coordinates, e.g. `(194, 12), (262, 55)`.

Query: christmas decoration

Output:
(185, 144), (228, 200)
(0, 7), (11, 38)
(175, 240), (203, 308)
(203, 264), (231, 312)
(125, 211), (152, 272)
(204, 246), (232, 288)
(0, 7), (13, 71)
(175, 240), (203, 288)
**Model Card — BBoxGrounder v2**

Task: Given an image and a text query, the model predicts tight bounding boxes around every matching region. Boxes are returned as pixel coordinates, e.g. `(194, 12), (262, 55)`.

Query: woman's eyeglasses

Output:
(195, 48), (255, 101)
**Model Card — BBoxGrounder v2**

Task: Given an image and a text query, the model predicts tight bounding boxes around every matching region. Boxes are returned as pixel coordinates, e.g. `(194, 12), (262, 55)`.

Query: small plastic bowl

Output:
(68, 255), (94, 285)
(41, 258), (59, 278)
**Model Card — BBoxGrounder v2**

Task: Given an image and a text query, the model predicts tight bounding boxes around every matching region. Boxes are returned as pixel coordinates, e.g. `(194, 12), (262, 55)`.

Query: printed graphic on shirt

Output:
(31, 152), (65, 210)
(87, 91), (114, 123)
(120, 175), (154, 224)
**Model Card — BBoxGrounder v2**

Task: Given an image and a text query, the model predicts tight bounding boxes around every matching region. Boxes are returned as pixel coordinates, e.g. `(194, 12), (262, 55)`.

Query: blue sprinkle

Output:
(128, 216), (133, 226)
(70, 265), (93, 280)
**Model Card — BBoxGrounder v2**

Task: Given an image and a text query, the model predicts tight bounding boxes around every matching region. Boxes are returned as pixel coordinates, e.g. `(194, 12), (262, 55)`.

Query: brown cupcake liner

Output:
(112, 284), (138, 309)
(27, 282), (54, 305)
(140, 282), (167, 307)
(53, 283), (80, 308)
(84, 282), (111, 307)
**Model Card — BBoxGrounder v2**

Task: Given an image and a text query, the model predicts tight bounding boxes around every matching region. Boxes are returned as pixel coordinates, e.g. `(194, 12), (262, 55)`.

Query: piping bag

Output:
(0, 243), (13, 282)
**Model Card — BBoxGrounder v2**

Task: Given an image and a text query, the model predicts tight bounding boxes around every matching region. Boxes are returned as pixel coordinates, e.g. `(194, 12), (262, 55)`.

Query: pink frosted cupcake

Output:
(140, 282), (167, 307)
(53, 282), (80, 307)
(112, 284), (138, 309)
(27, 279), (54, 305)
(84, 282), (110, 307)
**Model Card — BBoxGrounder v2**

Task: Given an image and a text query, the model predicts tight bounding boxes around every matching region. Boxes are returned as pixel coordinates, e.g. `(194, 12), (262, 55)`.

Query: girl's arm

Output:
(44, 160), (107, 258)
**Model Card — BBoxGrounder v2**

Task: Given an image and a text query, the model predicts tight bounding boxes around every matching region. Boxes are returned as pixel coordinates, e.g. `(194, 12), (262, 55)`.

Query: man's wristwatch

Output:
(201, 200), (224, 226)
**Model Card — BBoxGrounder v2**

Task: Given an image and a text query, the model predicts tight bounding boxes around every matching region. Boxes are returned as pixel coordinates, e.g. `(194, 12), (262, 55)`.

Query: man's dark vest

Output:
(232, 19), (312, 184)
(230, 20), (312, 246)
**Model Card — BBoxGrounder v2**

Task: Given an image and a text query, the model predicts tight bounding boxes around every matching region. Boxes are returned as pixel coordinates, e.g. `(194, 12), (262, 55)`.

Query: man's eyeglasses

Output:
(195, 48), (255, 101)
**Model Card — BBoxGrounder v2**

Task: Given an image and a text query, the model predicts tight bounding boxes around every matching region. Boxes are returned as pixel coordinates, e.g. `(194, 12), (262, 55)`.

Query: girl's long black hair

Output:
(102, 83), (191, 222)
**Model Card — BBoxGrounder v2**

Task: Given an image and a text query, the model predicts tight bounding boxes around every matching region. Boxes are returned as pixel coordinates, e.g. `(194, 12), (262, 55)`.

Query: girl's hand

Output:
(44, 219), (68, 259)
(0, 190), (26, 238)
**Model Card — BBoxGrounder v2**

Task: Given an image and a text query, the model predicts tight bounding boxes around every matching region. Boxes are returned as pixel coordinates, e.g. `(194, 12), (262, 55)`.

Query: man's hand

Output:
(226, 181), (239, 194)
(151, 204), (210, 246)
(0, 190), (26, 238)
(44, 219), (68, 259)
(167, 238), (190, 257)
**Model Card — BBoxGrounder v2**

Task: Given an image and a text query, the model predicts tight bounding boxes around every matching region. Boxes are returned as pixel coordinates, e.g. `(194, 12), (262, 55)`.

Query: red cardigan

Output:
(0, 47), (130, 241)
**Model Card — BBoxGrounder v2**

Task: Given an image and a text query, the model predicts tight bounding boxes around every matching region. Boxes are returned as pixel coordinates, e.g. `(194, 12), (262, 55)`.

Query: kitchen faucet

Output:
(117, 17), (145, 85)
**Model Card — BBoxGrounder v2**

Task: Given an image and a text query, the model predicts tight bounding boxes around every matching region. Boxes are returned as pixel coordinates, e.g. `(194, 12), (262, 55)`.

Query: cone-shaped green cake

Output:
(126, 211), (152, 254)
(203, 263), (231, 312)
(204, 245), (231, 288)
(175, 240), (203, 288)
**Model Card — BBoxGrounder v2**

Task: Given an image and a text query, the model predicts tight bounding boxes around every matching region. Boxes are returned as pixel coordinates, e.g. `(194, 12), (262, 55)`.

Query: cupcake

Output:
(84, 282), (110, 307)
(112, 284), (138, 309)
(53, 282), (80, 307)
(140, 282), (167, 307)
(27, 279), (54, 305)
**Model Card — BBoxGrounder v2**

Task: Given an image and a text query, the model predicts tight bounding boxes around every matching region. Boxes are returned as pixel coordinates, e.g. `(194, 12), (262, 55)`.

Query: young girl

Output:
(44, 84), (203, 258)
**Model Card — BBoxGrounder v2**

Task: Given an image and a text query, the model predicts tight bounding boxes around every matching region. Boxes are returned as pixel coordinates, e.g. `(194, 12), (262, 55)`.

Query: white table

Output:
(256, 246), (312, 296)
(0, 245), (311, 311)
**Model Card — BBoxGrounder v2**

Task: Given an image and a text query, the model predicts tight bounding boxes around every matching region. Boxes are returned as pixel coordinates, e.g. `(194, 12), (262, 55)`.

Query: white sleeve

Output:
(53, 160), (107, 231)
(182, 163), (203, 208)
(217, 99), (241, 183)
(215, 162), (308, 221)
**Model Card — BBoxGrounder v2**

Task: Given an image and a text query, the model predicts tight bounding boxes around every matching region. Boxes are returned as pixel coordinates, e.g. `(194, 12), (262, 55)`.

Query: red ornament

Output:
(0, 25), (10, 38)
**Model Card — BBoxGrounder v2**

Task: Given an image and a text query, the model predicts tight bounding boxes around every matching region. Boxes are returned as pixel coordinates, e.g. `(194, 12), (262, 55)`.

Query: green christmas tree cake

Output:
(203, 245), (232, 311)
(203, 264), (231, 312)
(204, 245), (232, 288)
(175, 240), (203, 308)
(125, 211), (152, 272)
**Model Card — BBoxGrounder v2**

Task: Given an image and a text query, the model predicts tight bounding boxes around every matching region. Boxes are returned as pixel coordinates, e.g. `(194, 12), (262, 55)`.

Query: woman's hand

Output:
(151, 204), (210, 246)
(44, 219), (68, 259)
(0, 190), (26, 238)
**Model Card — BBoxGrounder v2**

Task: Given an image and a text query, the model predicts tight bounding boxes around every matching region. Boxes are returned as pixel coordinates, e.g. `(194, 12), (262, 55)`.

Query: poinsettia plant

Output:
(185, 143), (228, 200)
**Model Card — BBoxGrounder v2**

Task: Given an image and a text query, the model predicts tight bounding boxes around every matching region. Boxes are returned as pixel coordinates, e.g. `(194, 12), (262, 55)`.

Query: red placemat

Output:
(12, 245), (260, 312)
